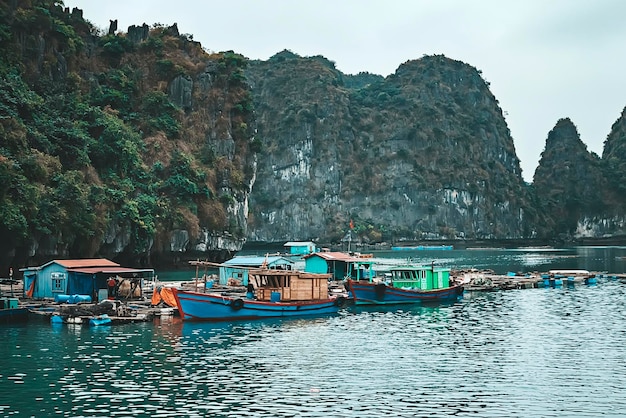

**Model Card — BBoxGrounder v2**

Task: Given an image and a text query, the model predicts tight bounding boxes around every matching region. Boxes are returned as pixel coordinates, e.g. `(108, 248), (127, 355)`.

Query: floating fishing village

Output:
(2, 241), (626, 327)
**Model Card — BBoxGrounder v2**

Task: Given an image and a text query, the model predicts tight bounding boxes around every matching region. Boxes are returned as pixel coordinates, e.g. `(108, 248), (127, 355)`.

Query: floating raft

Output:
(50, 312), (154, 325)
(392, 245), (453, 251)
(454, 269), (609, 291)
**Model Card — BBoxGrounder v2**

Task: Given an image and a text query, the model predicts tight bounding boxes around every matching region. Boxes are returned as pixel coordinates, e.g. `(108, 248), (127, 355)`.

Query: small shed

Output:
(304, 252), (375, 281)
(20, 259), (154, 301)
(219, 255), (294, 286)
(283, 241), (317, 255)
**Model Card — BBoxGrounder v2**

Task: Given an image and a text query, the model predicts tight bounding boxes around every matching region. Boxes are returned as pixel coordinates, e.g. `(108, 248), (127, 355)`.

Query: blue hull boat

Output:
(347, 263), (463, 305)
(172, 267), (341, 321)
(347, 280), (463, 305)
(0, 297), (28, 324)
(172, 289), (340, 321)
(0, 307), (29, 324)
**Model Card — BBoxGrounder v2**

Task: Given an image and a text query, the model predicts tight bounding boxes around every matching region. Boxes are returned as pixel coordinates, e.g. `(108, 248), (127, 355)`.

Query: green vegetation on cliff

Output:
(3, 2), (626, 271)
(0, 1), (255, 267)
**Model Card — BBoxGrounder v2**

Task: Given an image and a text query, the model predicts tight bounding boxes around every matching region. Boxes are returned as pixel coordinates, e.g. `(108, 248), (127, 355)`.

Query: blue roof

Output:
(223, 256), (293, 267)
(284, 241), (315, 247)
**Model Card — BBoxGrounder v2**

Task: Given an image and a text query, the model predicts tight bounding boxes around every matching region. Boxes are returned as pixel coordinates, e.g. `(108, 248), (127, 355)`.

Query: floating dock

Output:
(453, 269), (620, 291)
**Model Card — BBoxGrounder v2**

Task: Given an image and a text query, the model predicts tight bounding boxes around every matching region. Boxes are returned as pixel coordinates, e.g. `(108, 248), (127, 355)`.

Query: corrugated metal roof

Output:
(20, 259), (121, 271)
(67, 267), (154, 274)
(303, 252), (361, 262)
(224, 256), (293, 267)
(53, 259), (120, 268)
(284, 241), (315, 247)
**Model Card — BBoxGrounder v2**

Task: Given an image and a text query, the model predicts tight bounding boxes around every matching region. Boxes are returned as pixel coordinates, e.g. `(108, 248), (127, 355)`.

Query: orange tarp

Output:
(25, 278), (36, 298)
(150, 288), (161, 305)
(151, 287), (177, 307)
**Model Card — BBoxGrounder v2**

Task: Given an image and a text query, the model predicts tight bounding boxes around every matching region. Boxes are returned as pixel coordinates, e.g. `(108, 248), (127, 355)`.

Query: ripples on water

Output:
(2, 282), (626, 417)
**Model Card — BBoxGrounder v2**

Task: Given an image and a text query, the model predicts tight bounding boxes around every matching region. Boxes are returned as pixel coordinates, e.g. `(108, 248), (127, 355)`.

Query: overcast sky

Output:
(64, 0), (626, 182)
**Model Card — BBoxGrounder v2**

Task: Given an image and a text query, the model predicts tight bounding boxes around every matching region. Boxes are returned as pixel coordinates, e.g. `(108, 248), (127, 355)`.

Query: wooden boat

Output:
(346, 264), (463, 305)
(172, 269), (342, 321)
(0, 297), (28, 324)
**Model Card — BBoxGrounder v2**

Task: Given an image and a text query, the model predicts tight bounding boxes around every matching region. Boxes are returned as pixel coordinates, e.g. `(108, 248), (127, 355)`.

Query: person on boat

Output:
(246, 280), (255, 299)
(107, 277), (117, 299)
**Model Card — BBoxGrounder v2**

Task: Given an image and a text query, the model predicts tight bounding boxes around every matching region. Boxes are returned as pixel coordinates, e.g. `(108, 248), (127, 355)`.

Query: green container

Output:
(0, 298), (19, 309)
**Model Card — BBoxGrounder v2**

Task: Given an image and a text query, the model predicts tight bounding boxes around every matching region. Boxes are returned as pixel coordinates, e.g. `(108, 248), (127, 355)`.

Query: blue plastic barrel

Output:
(270, 292), (281, 302)
(67, 294), (92, 304)
(54, 294), (70, 303)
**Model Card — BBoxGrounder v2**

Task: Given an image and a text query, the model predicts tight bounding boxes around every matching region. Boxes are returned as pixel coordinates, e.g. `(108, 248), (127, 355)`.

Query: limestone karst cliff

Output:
(532, 118), (610, 237)
(245, 52), (540, 243)
(531, 111), (626, 240)
(0, 1), (255, 268)
(2, 2), (626, 273)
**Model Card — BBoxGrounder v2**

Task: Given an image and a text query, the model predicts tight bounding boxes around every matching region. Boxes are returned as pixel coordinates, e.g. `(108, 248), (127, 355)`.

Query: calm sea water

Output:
(2, 247), (626, 417)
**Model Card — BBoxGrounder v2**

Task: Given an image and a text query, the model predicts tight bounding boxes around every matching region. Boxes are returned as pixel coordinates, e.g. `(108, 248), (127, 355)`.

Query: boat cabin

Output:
(248, 269), (331, 302)
(218, 256), (294, 286)
(387, 264), (451, 290)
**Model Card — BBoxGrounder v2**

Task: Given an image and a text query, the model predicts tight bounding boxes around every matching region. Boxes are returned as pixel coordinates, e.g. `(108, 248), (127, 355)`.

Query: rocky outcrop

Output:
(4, 2), (626, 274)
(564, 107), (626, 239)
(245, 53), (537, 243)
(602, 106), (626, 199)
(575, 216), (626, 238)
(533, 118), (612, 237)
(127, 24), (150, 44)
(168, 74), (193, 110)
(0, 3), (255, 269)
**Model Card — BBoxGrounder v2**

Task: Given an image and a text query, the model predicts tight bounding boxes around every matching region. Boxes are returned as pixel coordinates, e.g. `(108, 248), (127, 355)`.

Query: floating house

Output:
(218, 255), (294, 286)
(303, 252), (375, 281)
(20, 259), (154, 301)
(283, 241), (317, 255)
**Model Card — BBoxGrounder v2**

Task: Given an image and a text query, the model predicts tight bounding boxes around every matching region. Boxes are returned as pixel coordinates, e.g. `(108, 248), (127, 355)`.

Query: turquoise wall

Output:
(218, 266), (250, 285)
(304, 256), (328, 274)
(34, 263), (68, 299)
